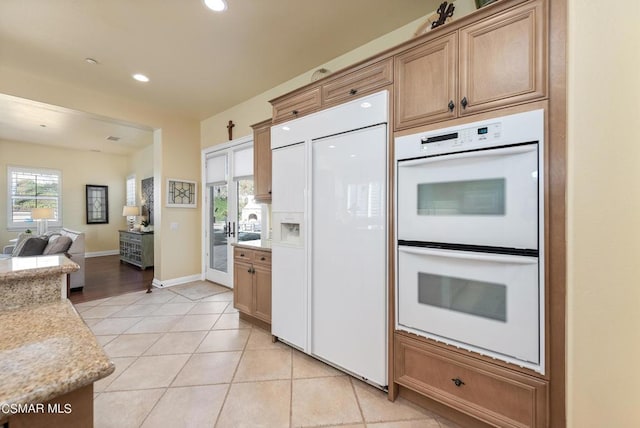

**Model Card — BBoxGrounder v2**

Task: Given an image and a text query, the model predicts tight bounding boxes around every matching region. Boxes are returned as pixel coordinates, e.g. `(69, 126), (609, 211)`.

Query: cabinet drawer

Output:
(252, 250), (271, 266)
(272, 87), (322, 124)
(234, 247), (254, 262)
(395, 334), (547, 427)
(322, 59), (393, 106)
(120, 232), (142, 243)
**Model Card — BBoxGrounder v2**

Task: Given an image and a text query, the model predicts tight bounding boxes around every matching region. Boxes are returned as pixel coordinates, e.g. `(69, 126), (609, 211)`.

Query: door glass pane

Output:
(210, 185), (228, 272)
(237, 179), (261, 242)
(417, 178), (505, 215)
(417, 272), (506, 322)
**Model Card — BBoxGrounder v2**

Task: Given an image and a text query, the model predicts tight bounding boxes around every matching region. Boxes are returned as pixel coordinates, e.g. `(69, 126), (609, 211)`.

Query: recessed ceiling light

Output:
(204, 0), (227, 12)
(85, 58), (98, 65)
(132, 73), (150, 82)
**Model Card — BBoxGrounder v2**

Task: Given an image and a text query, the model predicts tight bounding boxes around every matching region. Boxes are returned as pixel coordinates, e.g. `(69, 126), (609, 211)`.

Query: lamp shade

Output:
(31, 207), (55, 220)
(122, 205), (140, 216)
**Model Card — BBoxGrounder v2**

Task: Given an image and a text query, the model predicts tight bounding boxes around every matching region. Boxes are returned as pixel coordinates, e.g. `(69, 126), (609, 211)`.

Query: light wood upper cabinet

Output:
(251, 119), (272, 203)
(394, 33), (458, 130)
(394, 0), (547, 130)
(323, 58), (393, 107)
(272, 87), (321, 124)
(459, 0), (546, 115)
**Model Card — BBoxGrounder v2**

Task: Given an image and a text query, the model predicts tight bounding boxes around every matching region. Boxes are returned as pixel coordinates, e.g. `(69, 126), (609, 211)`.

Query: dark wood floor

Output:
(69, 255), (154, 304)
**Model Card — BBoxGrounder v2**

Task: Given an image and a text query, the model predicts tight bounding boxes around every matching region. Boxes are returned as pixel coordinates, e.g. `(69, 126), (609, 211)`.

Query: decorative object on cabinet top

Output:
(311, 68), (331, 82)
(476, 0), (498, 8)
(431, 2), (455, 30)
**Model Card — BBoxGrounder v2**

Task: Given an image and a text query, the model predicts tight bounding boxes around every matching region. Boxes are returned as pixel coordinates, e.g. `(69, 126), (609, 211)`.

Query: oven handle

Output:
(398, 245), (538, 264)
(398, 144), (536, 167)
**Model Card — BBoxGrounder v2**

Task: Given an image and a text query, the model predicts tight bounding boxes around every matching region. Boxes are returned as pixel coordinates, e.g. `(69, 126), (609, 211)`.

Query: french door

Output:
(204, 141), (257, 287)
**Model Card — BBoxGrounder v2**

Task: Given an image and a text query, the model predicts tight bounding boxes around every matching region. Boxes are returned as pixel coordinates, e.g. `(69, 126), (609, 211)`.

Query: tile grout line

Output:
(212, 310), (252, 427)
(349, 377), (367, 427)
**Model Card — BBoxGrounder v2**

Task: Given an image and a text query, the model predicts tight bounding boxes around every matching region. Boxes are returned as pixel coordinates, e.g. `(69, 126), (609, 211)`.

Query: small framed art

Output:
(166, 179), (197, 208)
(86, 184), (109, 224)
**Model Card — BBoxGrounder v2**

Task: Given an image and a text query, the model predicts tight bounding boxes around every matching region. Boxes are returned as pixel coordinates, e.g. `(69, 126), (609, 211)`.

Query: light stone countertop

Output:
(0, 255), (79, 281)
(0, 300), (114, 415)
(0, 255), (79, 311)
(232, 239), (272, 252)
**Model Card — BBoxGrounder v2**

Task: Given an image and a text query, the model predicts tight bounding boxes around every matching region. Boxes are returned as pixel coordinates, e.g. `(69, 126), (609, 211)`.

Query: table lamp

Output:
(122, 205), (140, 231)
(31, 207), (55, 235)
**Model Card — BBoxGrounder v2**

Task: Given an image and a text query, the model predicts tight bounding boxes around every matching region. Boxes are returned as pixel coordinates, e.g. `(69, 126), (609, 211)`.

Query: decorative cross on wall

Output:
(227, 120), (235, 140)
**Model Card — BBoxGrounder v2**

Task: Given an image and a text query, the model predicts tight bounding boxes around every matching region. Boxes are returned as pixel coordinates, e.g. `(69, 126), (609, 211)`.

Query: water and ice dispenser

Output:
(272, 212), (303, 247)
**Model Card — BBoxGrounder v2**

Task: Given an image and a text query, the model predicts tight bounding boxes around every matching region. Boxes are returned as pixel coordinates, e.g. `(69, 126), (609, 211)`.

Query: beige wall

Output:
(0, 139), (129, 253)
(567, 0), (640, 426)
(0, 66), (201, 282)
(200, 0), (476, 146)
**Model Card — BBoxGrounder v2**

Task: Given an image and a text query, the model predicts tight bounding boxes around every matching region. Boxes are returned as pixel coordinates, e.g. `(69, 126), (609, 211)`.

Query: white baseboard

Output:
(152, 273), (204, 289)
(85, 250), (120, 258)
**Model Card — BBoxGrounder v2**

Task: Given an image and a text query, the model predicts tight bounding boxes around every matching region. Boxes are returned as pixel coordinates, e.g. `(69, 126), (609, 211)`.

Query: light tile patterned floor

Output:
(75, 283), (460, 428)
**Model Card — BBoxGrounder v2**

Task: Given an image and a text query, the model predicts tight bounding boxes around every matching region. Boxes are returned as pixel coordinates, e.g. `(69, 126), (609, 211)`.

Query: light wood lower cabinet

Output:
(395, 333), (548, 428)
(233, 247), (271, 324)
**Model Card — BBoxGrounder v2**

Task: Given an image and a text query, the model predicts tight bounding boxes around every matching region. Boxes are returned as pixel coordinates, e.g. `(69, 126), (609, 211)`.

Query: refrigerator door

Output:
(311, 124), (387, 386)
(271, 142), (308, 350)
(272, 143), (306, 212)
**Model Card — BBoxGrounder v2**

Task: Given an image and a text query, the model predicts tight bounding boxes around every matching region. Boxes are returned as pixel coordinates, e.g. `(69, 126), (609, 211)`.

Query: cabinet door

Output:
(253, 264), (272, 323)
(252, 120), (272, 202)
(458, 0), (547, 115)
(233, 261), (254, 314)
(394, 32), (457, 130)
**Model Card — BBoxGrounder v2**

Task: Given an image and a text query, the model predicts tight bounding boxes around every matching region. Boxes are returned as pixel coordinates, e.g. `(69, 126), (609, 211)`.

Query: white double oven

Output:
(395, 109), (545, 373)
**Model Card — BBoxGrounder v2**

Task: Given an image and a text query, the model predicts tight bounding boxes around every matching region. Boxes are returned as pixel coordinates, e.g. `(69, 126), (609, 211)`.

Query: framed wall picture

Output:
(86, 184), (109, 224)
(166, 178), (197, 208)
(141, 177), (154, 224)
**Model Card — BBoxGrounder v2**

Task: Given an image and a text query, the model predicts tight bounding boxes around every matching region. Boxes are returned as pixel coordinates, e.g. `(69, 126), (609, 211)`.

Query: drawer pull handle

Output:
(461, 97), (468, 109)
(260, 257), (266, 261)
(451, 378), (465, 387)
(448, 100), (455, 111)
(349, 88), (358, 95)
(240, 253), (245, 257)
(292, 109), (299, 115)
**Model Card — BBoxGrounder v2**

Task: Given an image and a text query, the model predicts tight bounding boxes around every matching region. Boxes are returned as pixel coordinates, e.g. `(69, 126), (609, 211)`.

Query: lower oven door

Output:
(397, 245), (540, 367)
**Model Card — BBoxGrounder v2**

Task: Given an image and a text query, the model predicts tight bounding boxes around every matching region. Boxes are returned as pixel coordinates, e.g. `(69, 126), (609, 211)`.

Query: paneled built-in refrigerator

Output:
(271, 91), (388, 387)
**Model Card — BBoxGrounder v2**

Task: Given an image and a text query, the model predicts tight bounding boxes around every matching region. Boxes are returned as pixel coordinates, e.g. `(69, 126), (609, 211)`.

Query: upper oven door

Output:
(397, 143), (539, 251)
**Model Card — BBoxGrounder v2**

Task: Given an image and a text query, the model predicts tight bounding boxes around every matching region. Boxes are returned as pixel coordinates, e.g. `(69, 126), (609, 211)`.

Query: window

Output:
(7, 166), (62, 230)
(126, 174), (136, 206)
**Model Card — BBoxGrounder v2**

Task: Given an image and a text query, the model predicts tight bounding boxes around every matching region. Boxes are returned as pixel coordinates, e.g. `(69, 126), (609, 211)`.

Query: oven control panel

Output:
(419, 122), (502, 153)
(395, 109), (544, 161)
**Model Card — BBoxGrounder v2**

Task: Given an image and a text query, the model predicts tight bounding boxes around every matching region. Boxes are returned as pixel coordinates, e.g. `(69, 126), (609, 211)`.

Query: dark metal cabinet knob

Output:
(292, 110), (299, 115)
(451, 378), (465, 387)
(260, 257), (266, 261)
(349, 88), (358, 95)
(461, 97), (468, 109)
(448, 100), (455, 111)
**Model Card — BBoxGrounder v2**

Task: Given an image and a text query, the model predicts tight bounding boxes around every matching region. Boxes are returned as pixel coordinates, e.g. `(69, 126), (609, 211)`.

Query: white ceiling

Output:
(0, 0), (436, 154)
